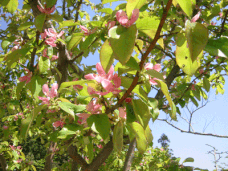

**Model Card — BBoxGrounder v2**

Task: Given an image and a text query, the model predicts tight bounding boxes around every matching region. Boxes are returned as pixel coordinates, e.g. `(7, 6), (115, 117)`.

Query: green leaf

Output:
(80, 34), (97, 51)
(145, 125), (153, 145)
(183, 157), (194, 163)
(185, 20), (208, 61)
(126, 103), (136, 123)
(145, 69), (165, 82)
(58, 80), (94, 92)
(27, 76), (46, 100)
(155, 79), (177, 120)
(50, 13), (63, 22)
(6, 48), (30, 68)
(38, 57), (50, 74)
(16, 81), (25, 99)
(113, 120), (123, 153)
(59, 20), (79, 28)
(46, 0), (57, 8)
(129, 122), (147, 154)
(136, 17), (160, 39)
(6, 0), (18, 13)
(132, 99), (150, 128)
(109, 25), (137, 64)
(205, 37), (228, 57)
(176, 0), (193, 17)
(132, 85), (148, 102)
(125, 57), (140, 71)
(100, 40), (115, 73)
(176, 33), (203, 76)
(87, 114), (111, 140)
(21, 105), (45, 139)
(18, 22), (33, 30)
(190, 96), (198, 107)
(0, 107), (6, 119)
(126, 0), (146, 18)
(58, 124), (81, 139)
(58, 101), (86, 118)
(68, 33), (83, 50)
(34, 14), (46, 32)
(98, 8), (113, 14)
(203, 77), (210, 92)
(1, 40), (11, 49)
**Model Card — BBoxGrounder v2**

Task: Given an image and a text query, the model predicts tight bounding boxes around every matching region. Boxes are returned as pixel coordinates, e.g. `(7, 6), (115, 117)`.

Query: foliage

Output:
(0, 0), (228, 170)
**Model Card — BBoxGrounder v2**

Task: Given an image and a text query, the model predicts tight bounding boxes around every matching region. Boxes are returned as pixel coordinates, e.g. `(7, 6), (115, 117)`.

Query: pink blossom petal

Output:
(101, 79), (114, 91)
(119, 107), (126, 119)
(153, 64), (161, 72)
(42, 84), (49, 96)
(113, 73), (121, 88)
(85, 74), (96, 80)
(77, 113), (90, 124)
(41, 32), (47, 39)
(96, 63), (106, 76)
(51, 55), (58, 60)
(38, 96), (50, 105)
(50, 83), (58, 98)
(145, 63), (153, 70)
(191, 11), (201, 23)
(128, 9), (139, 27)
(106, 65), (114, 80)
(149, 78), (158, 85)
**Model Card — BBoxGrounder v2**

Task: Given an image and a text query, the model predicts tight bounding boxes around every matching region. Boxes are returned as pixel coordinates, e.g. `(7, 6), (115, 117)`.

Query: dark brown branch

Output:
(123, 138), (137, 171)
(44, 142), (56, 171)
(220, 9), (228, 36)
(158, 119), (228, 138)
(86, 140), (113, 171)
(107, 0), (173, 114)
(0, 154), (7, 171)
(68, 145), (88, 169)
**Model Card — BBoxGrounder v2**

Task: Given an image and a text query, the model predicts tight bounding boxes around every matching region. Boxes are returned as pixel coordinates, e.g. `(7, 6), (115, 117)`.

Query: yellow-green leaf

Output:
(113, 120), (123, 153)
(34, 14), (46, 32)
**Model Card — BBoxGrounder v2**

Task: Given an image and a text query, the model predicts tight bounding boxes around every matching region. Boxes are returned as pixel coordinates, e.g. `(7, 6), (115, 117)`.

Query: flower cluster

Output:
(38, 83), (58, 105)
(41, 28), (64, 47)
(116, 9), (139, 27)
(85, 63), (121, 96)
(144, 63), (162, 85)
(12, 37), (23, 51)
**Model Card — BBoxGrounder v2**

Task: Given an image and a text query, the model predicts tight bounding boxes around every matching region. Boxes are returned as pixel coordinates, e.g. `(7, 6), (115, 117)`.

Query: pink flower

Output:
(199, 69), (204, 74)
(85, 63), (121, 95)
(77, 113), (90, 124)
(80, 25), (96, 36)
(145, 63), (162, 85)
(219, 12), (223, 18)
(3, 125), (8, 130)
(119, 107), (126, 119)
(9, 145), (16, 150)
(106, 21), (116, 29)
(215, 56), (219, 59)
(16, 159), (23, 163)
(191, 11), (201, 23)
(125, 97), (132, 103)
(19, 68), (32, 84)
(41, 29), (64, 47)
(86, 98), (102, 114)
(38, 83), (58, 105)
(52, 120), (65, 128)
(211, 21), (216, 26)
(97, 144), (103, 149)
(73, 78), (83, 90)
(37, 4), (55, 14)
(191, 84), (196, 91)
(116, 9), (139, 27)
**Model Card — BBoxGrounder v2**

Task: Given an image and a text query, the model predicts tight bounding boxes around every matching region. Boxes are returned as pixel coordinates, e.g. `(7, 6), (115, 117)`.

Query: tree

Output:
(0, 0), (228, 170)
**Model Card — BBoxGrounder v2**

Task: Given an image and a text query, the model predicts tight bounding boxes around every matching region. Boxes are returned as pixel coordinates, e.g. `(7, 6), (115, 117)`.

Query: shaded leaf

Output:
(34, 14), (46, 32)
(113, 120), (123, 153)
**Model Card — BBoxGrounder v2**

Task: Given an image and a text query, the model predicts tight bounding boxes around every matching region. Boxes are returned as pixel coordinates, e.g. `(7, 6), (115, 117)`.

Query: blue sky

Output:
(1, 0), (228, 170)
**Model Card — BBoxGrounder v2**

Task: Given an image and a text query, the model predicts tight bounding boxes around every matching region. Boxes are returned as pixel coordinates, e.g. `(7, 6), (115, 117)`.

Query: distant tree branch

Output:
(0, 154), (7, 171)
(158, 119), (228, 138)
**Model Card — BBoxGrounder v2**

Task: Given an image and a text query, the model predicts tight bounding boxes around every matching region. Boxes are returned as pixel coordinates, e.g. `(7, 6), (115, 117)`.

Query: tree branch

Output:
(107, 0), (173, 114)
(158, 119), (228, 138)
(0, 154), (7, 171)
(123, 138), (137, 171)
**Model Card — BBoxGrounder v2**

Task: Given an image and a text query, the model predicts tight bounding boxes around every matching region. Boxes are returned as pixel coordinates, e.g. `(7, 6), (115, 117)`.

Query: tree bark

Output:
(123, 138), (137, 171)
(0, 154), (7, 171)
